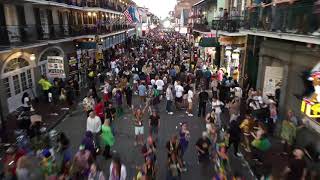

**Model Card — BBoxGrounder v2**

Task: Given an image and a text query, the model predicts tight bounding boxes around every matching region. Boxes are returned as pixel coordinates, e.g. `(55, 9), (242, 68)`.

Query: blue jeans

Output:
(166, 100), (173, 112)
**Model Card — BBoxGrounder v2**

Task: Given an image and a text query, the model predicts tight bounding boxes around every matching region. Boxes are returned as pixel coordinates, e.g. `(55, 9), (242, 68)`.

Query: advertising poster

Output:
(263, 66), (283, 96)
(47, 56), (65, 78)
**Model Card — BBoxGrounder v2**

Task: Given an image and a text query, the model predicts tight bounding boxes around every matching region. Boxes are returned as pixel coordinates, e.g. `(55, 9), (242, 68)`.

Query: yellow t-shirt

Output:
(233, 70), (239, 81)
(38, 78), (52, 90)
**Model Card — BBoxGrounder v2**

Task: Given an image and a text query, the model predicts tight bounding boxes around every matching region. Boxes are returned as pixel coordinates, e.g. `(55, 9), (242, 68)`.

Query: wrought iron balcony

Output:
(0, 24), (134, 49)
(41, 0), (125, 12)
(245, 3), (319, 36)
(193, 17), (244, 33)
(192, 3), (320, 37)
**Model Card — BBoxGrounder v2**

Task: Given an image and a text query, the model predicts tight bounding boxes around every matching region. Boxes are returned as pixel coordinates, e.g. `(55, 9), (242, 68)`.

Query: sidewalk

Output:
(241, 124), (320, 179)
(4, 101), (70, 142)
(3, 87), (90, 143)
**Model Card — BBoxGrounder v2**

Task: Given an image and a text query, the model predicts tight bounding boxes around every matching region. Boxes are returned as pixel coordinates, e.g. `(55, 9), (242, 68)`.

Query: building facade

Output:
(190, 0), (320, 132)
(0, 0), (136, 117)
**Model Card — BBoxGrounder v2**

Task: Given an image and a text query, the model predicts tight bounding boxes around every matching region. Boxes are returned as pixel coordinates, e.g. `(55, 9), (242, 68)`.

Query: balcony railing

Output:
(245, 3), (319, 35)
(0, 24), (133, 47)
(193, 17), (244, 33)
(193, 4), (320, 37)
(44, 0), (125, 12)
(193, 23), (211, 32)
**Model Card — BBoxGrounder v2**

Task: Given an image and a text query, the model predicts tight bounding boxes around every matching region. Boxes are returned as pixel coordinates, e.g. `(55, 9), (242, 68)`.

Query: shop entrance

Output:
(2, 57), (35, 112)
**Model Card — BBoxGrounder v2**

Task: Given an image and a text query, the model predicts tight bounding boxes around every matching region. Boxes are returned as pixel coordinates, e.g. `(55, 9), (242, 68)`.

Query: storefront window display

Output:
(223, 46), (241, 79)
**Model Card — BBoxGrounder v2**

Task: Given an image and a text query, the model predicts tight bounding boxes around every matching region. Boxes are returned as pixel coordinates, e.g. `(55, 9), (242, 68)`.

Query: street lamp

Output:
(30, 53), (36, 61)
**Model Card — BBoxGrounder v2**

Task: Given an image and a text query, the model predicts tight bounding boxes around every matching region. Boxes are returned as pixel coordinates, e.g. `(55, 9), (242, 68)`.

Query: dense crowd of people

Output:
(1, 28), (319, 180)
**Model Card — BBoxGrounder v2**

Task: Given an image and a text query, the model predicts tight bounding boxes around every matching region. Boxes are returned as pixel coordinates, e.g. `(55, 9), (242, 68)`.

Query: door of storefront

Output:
(2, 58), (35, 112)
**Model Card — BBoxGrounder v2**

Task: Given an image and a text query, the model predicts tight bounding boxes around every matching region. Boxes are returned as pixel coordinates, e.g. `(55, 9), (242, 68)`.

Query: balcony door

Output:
(2, 57), (35, 113)
(0, 4), (9, 44)
(16, 5), (27, 42)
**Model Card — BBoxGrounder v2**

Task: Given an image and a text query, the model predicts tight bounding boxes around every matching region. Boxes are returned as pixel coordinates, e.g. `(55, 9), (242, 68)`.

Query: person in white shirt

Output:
(87, 111), (102, 149)
(174, 81), (184, 109)
(233, 86), (243, 99)
(166, 85), (174, 115)
(21, 92), (31, 111)
(212, 96), (224, 128)
(155, 77), (164, 91)
(187, 89), (194, 116)
(151, 79), (155, 86)
(110, 60), (116, 73)
(83, 94), (95, 117)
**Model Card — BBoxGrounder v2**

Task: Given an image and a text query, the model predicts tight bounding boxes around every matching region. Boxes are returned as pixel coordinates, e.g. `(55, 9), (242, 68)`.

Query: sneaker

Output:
(181, 167), (187, 172)
(245, 148), (251, 152)
(185, 111), (188, 114)
(188, 114), (194, 117)
(168, 112), (174, 115)
(236, 152), (243, 157)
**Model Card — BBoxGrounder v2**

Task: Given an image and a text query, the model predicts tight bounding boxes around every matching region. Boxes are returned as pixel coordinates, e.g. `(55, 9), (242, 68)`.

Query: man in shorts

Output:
(175, 81), (184, 110)
(133, 107), (145, 146)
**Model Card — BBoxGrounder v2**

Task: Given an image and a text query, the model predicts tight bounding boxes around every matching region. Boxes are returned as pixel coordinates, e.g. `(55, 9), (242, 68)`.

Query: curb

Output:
(46, 110), (70, 132)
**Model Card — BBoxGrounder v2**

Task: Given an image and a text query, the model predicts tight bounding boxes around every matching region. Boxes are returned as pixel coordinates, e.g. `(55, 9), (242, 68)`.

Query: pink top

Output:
(217, 70), (223, 82)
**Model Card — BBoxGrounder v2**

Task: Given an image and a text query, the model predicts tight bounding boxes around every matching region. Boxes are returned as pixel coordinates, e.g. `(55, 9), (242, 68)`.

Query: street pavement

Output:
(55, 94), (256, 180)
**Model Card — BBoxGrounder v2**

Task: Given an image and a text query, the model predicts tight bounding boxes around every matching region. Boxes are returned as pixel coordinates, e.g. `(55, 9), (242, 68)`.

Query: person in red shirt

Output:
(95, 98), (104, 124)
(2, 146), (26, 179)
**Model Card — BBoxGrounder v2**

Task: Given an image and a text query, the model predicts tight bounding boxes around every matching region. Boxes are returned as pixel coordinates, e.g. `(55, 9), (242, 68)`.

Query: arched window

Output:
(4, 58), (30, 73)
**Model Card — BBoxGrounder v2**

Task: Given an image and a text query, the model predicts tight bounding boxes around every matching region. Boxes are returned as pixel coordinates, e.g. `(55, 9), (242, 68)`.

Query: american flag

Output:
(123, 6), (133, 23)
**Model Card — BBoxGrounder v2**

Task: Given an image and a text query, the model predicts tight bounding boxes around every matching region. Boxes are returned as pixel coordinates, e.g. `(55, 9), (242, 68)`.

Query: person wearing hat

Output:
(195, 131), (212, 164)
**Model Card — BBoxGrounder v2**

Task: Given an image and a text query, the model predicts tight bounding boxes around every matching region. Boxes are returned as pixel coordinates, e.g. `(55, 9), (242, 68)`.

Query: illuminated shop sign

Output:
(301, 63), (320, 121)
(301, 98), (320, 118)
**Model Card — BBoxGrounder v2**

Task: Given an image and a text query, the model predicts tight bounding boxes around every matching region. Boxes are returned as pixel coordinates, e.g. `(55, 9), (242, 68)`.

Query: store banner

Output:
(68, 56), (78, 76)
(47, 56), (66, 78)
(263, 66), (283, 97)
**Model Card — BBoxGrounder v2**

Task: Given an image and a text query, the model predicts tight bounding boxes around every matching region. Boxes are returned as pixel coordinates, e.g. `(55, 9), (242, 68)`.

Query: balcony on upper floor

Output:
(24, 0), (126, 13)
(192, 17), (244, 35)
(192, 3), (320, 44)
(0, 23), (134, 50)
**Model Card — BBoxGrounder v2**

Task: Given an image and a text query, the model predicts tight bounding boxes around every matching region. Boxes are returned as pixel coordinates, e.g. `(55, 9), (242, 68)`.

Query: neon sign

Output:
(301, 63), (320, 120)
(301, 98), (320, 118)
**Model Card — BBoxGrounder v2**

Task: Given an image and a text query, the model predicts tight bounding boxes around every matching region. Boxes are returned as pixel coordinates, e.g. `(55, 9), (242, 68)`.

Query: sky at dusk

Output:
(133, 0), (176, 19)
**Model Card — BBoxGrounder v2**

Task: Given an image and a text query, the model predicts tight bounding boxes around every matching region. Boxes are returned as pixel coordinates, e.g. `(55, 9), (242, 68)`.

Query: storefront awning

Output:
(199, 37), (220, 47)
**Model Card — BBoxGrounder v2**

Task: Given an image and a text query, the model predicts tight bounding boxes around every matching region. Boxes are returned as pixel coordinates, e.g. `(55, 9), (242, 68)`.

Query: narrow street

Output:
(55, 95), (255, 180)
